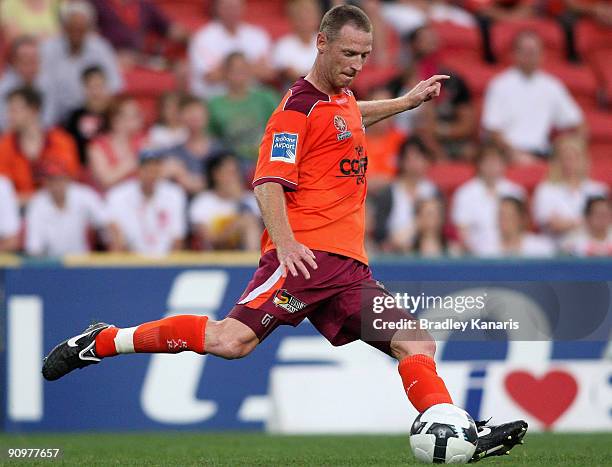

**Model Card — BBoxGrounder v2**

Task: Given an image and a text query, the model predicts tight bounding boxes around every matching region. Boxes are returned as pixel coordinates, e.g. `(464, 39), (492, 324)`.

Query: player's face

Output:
(319, 25), (372, 90)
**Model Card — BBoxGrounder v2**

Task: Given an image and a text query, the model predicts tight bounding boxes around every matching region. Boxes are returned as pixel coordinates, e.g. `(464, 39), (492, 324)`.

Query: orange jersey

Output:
(253, 78), (369, 264)
(0, 128), (80, 195)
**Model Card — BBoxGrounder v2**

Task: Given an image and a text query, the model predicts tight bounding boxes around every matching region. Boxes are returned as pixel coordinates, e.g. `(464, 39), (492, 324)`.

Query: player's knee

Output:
(390, 333), (437, 361)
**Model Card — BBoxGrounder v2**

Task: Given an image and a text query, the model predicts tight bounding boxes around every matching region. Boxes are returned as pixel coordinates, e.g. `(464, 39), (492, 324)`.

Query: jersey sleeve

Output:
(252, 109), (308, 192)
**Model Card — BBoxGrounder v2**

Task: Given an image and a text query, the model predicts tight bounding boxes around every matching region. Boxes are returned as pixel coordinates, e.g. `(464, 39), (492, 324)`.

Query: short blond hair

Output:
(319, 4), (372, 42)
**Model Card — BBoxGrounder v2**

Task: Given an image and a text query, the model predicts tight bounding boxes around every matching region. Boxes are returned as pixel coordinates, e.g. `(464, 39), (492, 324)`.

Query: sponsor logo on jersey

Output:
(333, 115), (352, 141)
(273, 289), (307, 314)
(270, 132), (298, 163)
(336, 145), (367, 184)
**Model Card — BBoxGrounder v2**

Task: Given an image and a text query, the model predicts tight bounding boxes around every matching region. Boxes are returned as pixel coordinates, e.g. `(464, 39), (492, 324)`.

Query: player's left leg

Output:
(312, 277), (527, 462)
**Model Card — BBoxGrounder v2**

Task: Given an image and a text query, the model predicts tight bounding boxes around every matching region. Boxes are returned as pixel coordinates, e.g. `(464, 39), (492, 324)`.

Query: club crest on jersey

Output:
(333, 115), (352, 141)
(270, 132), (298, 163)
(273, 289), (307, 314)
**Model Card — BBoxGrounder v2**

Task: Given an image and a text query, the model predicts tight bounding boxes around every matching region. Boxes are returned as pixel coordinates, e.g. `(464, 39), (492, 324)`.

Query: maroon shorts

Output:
(227, 250), (411, 355)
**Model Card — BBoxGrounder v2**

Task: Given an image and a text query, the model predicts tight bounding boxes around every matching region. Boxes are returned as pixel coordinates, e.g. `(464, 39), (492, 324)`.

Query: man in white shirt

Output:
(25, 161), (109, 256)
(188, 0), (272, 97)
(272, 0), (320, 85)
(452, 144), (525, 256)
(107, 149), (187, 256)
(482, 31), (584, 162)
(0, 176), (20, 252)
(41, 1), (123, 120)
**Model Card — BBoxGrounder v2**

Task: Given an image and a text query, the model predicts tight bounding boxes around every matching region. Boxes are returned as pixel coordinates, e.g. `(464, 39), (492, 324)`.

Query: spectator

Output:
(163, 96), (225, 195)
(41, 0), (123, 120)
(106, 150), (187, 256)
(188, 0), (272, 97)
(389, 26), (476, 161)
(87, 96), (145, 192)
(492, 196), (556, 257)
(364, 87), (406, 190)
(412, 197), (461, 257)
(482, 31), (584, 163)
(147, 92), (188, 151)
(190, 152), (261, 251)
(208, 52), (279, 164)
(25, 160), (109, 256)
(0, 87), (80, 202)
(0, 176), (20, 252)
(0, 0), (60, 42)
(532, 135), (608, 239)
(63, 66), (112, 164)
(562, 196), (612, 256)
(273, 0), (321, 85)
(452, 144), (525, 256)
(90, 0), (187, 67)
(373, 137), (438, 253)
(0, 36), (57, 130)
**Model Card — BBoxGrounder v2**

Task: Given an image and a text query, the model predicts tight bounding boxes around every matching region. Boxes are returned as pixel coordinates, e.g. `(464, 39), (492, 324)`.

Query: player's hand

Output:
(276, 239), (318, 280)
(405, 75), (450, 109)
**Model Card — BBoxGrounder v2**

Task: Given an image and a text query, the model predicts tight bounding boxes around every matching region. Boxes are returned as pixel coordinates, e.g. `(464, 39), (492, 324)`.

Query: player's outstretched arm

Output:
(254, 182), (317, 279)
(357, 74), (450, 128)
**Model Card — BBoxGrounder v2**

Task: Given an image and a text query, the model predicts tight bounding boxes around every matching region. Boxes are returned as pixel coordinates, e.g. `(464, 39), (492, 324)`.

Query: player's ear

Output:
(316, 32), (327, 54)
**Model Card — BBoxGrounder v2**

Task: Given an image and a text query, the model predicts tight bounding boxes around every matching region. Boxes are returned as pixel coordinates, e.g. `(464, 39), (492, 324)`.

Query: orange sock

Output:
(95, 315), (208, 357)
(398, 354), (453, 413)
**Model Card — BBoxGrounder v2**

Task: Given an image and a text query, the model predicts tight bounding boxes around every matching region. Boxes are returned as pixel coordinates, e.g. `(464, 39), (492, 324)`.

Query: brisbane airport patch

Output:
(270, 132), (298, 163)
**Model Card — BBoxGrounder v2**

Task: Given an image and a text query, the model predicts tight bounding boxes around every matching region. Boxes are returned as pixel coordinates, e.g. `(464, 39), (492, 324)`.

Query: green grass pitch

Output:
(1, 432), (611, 466)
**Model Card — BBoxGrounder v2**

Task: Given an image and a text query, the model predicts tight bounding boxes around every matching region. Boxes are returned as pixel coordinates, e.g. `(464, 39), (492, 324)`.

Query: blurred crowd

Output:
(0, 0), (610, 258)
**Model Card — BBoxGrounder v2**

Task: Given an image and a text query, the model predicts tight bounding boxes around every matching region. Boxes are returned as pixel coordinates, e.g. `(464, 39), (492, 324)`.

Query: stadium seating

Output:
(491, 18), (565, 63)
(427, 162), (476, 200)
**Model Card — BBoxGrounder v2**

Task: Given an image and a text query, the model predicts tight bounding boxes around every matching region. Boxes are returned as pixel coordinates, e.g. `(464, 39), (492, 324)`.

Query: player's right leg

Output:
(41, 315), (259, 381)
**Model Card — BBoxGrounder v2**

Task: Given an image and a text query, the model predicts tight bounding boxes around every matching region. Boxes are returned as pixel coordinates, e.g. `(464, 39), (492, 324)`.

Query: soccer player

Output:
(43, 5), (527, 461)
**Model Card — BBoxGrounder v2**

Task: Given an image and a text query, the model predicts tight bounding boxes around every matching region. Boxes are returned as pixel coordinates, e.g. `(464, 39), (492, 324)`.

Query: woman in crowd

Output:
(87, 96), (145, 192)
(412, 196), (461, 257)
(494, 196), (556, 257)
(532, 135), (608, 241)
(147, 91), (188, 150)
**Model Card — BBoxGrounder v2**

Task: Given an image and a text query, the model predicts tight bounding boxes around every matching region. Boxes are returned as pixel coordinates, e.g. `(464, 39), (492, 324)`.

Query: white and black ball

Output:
(409, 403), (478, 464)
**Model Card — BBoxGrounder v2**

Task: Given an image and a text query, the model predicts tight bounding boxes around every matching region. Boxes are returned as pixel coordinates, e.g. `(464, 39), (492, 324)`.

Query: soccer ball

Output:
(409, 403), (478, 464)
